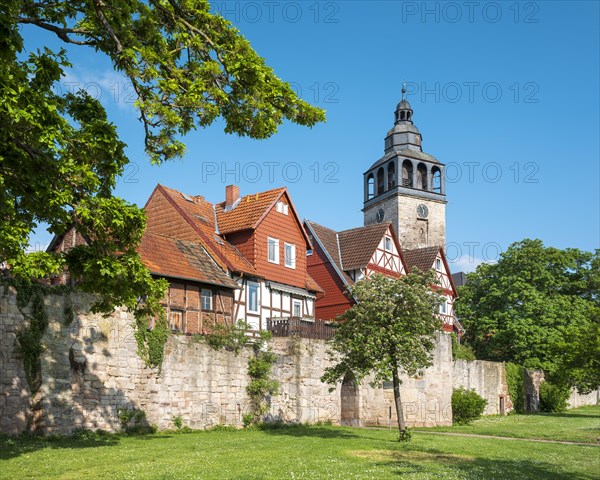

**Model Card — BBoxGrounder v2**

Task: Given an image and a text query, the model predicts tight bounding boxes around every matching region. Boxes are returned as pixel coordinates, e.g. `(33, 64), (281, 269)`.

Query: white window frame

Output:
(284, 243), (296, 269)
(440, 300), (447, 314)
(268, 237), (279, 264)
(201, 289), (212, 311)
(276, 201), (289, 215)
(292, 299), (302, 318)
(436, 258), (442, 271)
(247, 281), (260, 314)
(384, 236), (392, 252)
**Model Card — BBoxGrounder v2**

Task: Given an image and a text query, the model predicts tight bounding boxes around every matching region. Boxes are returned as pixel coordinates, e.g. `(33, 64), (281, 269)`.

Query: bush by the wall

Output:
(451, 333), (477, 361)
(505, 363), (525, 413)
(452, 387), (487, 425)
(539, 382), (570, 413)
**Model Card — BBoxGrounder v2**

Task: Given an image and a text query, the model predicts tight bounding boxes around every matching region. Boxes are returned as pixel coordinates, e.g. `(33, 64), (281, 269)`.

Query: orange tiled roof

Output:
(338, 223), (392, 271)
(139, 232), (239, 289)
(215, 187), (285, 234)
(155, 185), (257, 276)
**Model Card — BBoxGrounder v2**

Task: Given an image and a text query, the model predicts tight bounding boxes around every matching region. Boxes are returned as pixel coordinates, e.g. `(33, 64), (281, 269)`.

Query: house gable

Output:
(365, 225), (406, 277)
(253, 191), (310, 290)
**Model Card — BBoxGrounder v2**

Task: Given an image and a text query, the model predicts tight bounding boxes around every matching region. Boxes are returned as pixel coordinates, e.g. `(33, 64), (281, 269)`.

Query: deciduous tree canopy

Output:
(0, 1), (324, 323)
(456, 239), (599, 392)
(322, 272), (443, 438)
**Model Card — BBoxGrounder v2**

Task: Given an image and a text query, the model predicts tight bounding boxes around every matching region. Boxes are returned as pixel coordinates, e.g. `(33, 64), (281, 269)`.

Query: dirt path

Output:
(414, 431), (599, 447)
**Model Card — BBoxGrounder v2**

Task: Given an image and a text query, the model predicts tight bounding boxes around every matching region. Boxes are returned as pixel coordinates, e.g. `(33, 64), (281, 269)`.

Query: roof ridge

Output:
(336, 231), (343, 271)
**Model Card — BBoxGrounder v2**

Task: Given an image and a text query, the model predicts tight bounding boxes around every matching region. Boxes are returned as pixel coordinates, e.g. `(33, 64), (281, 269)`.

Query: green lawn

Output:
(417, 405), (600, 444)
(1, 408), (598, 479)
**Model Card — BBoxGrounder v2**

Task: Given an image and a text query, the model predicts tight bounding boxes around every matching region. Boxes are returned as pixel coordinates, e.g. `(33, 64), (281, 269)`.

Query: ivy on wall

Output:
(2, 278), (169, 391)
(134, 312), (169, 371)
(505, 362), (525, 413)
(202, 320), (279, 425)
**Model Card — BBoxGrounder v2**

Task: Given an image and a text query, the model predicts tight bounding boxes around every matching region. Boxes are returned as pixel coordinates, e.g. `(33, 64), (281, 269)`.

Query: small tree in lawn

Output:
(322, 271), (443, 441)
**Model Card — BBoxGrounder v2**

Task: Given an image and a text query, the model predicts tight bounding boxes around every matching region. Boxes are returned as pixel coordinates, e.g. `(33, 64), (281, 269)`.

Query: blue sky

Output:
(23, 1), (599, 272)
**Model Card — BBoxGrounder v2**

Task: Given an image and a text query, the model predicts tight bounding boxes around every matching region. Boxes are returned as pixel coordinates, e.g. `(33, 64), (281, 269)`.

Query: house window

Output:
(247, 282), (260, 314)
(276, 201), (289, 215)
(436, 258), (442, 271)
(384, 236), (392, 252)
(268, 237), (279, 264)
(284, 243), (296, 269)
(169, 309), (184, 332)
(201, 289), (212, 311)
(440, 301), (447, 314)
(307, 249), (313, 256)
(292, 299), (302, 318)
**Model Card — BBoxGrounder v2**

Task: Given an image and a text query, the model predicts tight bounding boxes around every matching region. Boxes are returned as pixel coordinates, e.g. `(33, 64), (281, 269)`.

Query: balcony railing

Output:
(266, 317), (338, 341)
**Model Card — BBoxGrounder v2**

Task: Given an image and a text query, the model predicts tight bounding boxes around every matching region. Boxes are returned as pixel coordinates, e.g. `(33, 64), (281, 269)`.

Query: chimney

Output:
(225, 185), (240, 207)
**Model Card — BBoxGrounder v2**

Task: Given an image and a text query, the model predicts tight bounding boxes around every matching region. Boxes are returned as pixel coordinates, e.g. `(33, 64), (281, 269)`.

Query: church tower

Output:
(363, 89), (446, 249)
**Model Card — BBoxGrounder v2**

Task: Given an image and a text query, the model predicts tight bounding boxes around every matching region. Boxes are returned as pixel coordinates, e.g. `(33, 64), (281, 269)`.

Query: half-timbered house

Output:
(215, 185), (323, 330)
(304, 220), (407, 321)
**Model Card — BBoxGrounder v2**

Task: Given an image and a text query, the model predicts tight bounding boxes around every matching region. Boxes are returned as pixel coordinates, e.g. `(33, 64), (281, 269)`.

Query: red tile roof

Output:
(215, 187), (285, 234)
(155, 185), (257, 276)
(138, 232), (239, 288)
(306, 221), (401, 278)
(403, 246), (440, 273)
(338, 223), (392, 271)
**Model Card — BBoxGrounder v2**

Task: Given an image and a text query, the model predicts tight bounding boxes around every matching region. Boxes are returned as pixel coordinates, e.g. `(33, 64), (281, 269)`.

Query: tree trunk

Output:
(392, 363), (406, 436)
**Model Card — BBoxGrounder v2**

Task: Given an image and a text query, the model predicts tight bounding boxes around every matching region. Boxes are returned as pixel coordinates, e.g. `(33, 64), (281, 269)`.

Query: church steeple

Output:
(363, 91), (447, 249)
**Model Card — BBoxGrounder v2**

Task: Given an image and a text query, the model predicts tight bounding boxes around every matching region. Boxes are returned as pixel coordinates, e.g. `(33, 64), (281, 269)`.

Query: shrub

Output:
(452, 387), (487, 425)
(201, 320), (250, 355)
(539, 382), (570, 413)
(172, 416), (183, 430)
(451, 334), (477, 361)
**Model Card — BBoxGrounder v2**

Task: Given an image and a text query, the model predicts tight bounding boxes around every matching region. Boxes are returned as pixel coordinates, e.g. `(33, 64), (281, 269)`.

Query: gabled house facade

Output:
(215, 185), (323, 330)
(305, 219), (461, 335)
(304, 220), (407, 321)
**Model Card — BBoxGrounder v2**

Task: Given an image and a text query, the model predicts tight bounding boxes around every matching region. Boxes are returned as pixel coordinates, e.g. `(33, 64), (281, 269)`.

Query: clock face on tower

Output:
(376, 208), (385, 223)
(417, 204), (429, 219)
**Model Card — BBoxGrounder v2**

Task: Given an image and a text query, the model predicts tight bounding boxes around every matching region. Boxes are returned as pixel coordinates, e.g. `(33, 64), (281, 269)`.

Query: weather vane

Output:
(401, 81), (406, 100)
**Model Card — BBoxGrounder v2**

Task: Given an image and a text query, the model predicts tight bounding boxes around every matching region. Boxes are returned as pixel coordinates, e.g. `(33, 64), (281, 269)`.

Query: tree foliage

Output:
(322, 272), (443, 438)
(0, 1), (324, 361)
(456, 239), (599, 392)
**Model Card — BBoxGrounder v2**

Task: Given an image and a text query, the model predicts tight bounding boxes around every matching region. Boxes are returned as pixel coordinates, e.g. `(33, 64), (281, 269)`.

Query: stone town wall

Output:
(568, 389), (599, 409)
(3, 287), (596, 436)
(0, 287), (453, 435)
(452, 360), (512, 415)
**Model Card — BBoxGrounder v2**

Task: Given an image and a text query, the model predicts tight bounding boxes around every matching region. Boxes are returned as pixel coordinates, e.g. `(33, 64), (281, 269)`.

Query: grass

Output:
(0, 408), (598, 479)
(416, 405), (600, 444)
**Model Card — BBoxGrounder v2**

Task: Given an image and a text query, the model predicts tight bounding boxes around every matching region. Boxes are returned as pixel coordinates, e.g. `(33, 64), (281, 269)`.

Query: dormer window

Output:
(276, 201), (288, 215)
